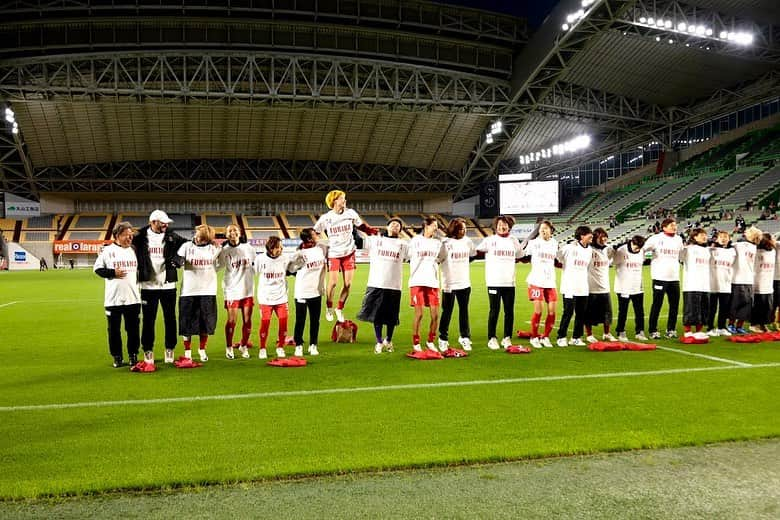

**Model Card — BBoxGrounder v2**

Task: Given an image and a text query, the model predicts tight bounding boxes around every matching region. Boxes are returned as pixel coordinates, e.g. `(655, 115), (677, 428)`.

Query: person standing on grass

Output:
(94, 222), (141, 368)
(314, 190), (377, 324)
(176, 225), (222, 362)
(681, 228), (711, 340)
(438, 218), (476, 352)
(289, 228), (328, 357)
(585, 227), (616, 343)
(218, 224), (256, 360)
(523, 220), (558, 349)
(476, 215), (524, 351)
(727, 226), (761, 334)
(255, 236), (294, 359)
(133, 209), (188, 364)
(643, 217), (684, 340)
(613, 235), (647, 341)
(407, 216), (446, 352)
(357, 218), (409, 354)
(707, 231), (736, 337)
(556, 226), (593, 347)
(751, 233), (776, 332)
(772, 233), (780, 331)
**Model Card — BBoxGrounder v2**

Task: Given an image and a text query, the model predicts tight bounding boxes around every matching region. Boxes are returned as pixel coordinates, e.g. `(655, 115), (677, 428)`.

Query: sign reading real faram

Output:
(53, 240), (111, 254)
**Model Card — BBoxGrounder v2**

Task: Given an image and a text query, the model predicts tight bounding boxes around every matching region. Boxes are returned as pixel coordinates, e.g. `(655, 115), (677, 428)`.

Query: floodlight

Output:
(678, 22), (687, 31)
(491, 121), (503, 134)
(562, 23), (570, 30)
(12, 127), (18, 134)
(668, 39), (674, 44)
(4, 114), (14, 123)
(655, 36), (661, 42)
(639, 16), (647, 23)
(719, 30), (728, 39)
(656, 19), (665, 27)
(705, 28), (713, 36)
(664, 20), (672, 28)
(696, 25), (706, 35)
(647, 17), (654, 25)
(486, 134), (494, 144)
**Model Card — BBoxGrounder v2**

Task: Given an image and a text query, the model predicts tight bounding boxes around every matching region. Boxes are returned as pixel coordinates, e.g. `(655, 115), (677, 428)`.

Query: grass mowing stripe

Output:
(3, 362), (778, 413)
(656, 345), (753, 367)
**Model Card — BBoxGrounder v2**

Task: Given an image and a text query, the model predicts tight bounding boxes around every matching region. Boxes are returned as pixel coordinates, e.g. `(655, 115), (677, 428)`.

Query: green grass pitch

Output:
(0, 263), (778, 499)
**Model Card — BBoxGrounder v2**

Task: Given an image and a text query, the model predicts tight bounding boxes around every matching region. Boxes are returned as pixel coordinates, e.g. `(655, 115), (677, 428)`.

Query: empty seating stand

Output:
(65, 214), (111, 240)
(242, 215), (283, 240)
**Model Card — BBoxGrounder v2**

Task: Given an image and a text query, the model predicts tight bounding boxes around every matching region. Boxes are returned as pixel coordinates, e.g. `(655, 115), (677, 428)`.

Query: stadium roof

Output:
(0, 0), (778, 200)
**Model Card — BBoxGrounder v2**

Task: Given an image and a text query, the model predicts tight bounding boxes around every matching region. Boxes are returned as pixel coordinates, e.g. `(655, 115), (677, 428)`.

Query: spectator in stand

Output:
(289, 228), (328, 357)
(93, 222), (141, 368)
(707, 231), (736, 337)
(643, 217), (684, 339)
(407, 216), (446, 352)
(613, 235), (647, 341)
(727, 226), (761, 334)
(751, 233), (776, 332)
(734, 214), (746, 233)
(438, 218), (476, 352)
(218, 224), (256, 360)
(556, 225), (593, 347)
(132, 209), (188, 365)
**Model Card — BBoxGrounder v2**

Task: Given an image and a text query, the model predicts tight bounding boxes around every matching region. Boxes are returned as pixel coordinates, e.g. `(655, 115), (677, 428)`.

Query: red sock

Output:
(736, 320), (744, 328)
(199, 334), (208, 349)
(241, 321), (252, 346)
(413, 334), (420, 346)
(695, 325), (703, 332)
(530, 312), (541, 337)
(544, 313), (556, 337)
(684, 325), (691, 333)
(427, 332), (435, 343)
(337, 300), (345, 310)
(585, 326), (592, 336)
(259, 319), (270, 349)
(183, 338), (192, 350)
(326, 300), (333, 309)
(225, 321), (236, 347)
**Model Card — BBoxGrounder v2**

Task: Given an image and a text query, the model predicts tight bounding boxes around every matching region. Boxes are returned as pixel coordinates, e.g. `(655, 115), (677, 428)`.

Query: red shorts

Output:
(528, 285), (558, 302)
(259, 303), (289, 320)
(328, 252), (356, 273)
(410, 286), (440, 308)
(224, 296), (254, 309)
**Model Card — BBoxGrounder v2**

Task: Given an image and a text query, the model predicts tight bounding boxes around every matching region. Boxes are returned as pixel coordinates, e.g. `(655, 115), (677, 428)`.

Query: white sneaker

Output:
(144, 351), (155, 364)
(335, 309), (345, 323)
(184, 350), (192, 359)
(749, 325), (763, 333)
(198, 349), (208, 362)
(426, 341), (438, 352)
(500, 337), (512, 349)
(458, 337), (472, 351)
(374, 343), (383, 355)
(294, 345), (304, 357)
(719, 328), (732, 337)
(325, 308), (334, 322)
(556, 338), (568, 347)
(529, 337), (542, 349)
(383, 340), (394, 353)
(276, 347), (286, 358)
(413, 343), (422, 352)
(226, 346), (235, 360)
(570, 338), (585, 346)
(540, 337), (553, 348)
(438, 339), (450, 352)
(164, 349), (175, 363)
(586, 335), (598, 344)
(239, 345), (250, 359)
(258, 348), (268, 360)
(308, 344), (319, 356)
(487, 337), (500, 350)
(684, 332), (694, 338)
(603, 333), (617, 342)
(693, 332), (709, 340)
(617, 332), (629, 342)
(649, 331), (661, 340)
(635, 332), (648, 341)
(706, 329), (720, 337)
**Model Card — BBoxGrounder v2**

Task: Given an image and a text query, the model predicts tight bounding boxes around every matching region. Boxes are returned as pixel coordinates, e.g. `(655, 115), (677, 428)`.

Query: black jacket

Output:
(132, 225), (188, 284)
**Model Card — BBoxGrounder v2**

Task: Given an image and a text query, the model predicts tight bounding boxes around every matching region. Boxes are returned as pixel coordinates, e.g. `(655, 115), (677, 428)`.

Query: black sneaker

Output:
(112, 356), (124, 368)
(129, 353), (138, 366)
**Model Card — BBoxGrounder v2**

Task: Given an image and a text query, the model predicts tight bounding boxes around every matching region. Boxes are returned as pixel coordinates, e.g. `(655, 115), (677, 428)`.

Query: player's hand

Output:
(114, 267), (127, 279)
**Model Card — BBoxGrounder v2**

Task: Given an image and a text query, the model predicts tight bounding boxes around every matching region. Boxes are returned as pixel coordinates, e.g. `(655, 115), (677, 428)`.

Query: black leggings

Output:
(708, 293), (731, 330)
(105, 304), (141, 358)
(294, 296), (322, 346)
(141, 288), (177, 352)
(558, 296), (587, 339)
(439, 287), (471, 341)
(487, 287), (514, 339)
(616, 294), (644, 335)
(648, 280), (680, 333)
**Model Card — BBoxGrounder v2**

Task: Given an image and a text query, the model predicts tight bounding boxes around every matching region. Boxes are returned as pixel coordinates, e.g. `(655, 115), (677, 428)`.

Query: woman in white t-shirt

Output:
(408, 216), (446, 352)
(94, 221), (141, 368)
(556, 225), (593, 347)
(476, 215), (524, 350)
(523, 220), (558, 348)
(681, 228), (711, 339)
(728, 226), (761, 334)
(642, 218), (684, 339)
(176, 225), (222, 362)
(613, 235), (647, 341)
(218, 224), (256, 360)
(438, 218), (476, 351)
(254, 236), (295, 359)
(289, 228), (328, 357)
(313, 190), (377, 323)
(752, 233), (776, 332)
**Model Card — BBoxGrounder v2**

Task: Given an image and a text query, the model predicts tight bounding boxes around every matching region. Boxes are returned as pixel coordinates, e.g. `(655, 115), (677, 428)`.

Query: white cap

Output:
(149, 209), (173, 224)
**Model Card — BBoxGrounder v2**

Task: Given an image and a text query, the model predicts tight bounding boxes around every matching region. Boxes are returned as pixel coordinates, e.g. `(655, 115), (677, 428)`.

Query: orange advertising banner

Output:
(53, 240), (112, 254)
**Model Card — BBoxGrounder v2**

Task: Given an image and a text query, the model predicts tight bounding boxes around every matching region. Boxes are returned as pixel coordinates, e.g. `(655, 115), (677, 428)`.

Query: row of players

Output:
(94, 191), (780, 368)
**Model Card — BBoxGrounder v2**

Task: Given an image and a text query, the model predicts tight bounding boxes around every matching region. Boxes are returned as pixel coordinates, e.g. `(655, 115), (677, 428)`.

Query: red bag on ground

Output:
(406, 350), (443, 360)
(727, 334), (763, 343)
(174, 356), (202, 368)
(505, 345), (532, 354)
(267, 357), (307, 367)
(442, 348), (468, 358)
(589, 341), (656, 351)
(331, 320), (358, 343)
(129, 361), (157, 372)
(680, 335), (709, 344)
(515, 330), (532, 338)
(624, 342), (656, 351)
(758, 331), (780, 341)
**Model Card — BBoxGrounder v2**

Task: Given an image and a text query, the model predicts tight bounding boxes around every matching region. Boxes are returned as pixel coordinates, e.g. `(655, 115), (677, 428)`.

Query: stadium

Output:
(1, 0), (779, 517)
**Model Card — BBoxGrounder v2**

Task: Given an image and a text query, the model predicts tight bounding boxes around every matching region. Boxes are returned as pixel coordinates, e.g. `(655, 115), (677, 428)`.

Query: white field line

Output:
(0, 301), (19, 308)
(656, 346), (752, 367)
(2, 363), (778, 413)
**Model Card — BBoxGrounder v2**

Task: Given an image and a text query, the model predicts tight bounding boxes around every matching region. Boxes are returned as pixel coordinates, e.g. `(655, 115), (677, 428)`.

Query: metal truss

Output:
(620, 0), (778, 64)
(0, 127), (35, 199)
(0, 52), (513, 112)
(456, 0), (639, 198)
(20, 159), (465, 195)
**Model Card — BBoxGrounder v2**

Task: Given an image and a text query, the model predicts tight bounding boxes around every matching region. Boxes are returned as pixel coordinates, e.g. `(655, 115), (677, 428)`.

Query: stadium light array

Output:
(598, 155), (615, 165)
(519, 134), (591, 165)
(561, 0), (597, 31)
(635, 13), (754, 46)
(4, 107), (19, 135)
(483, 119), (503, 146)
